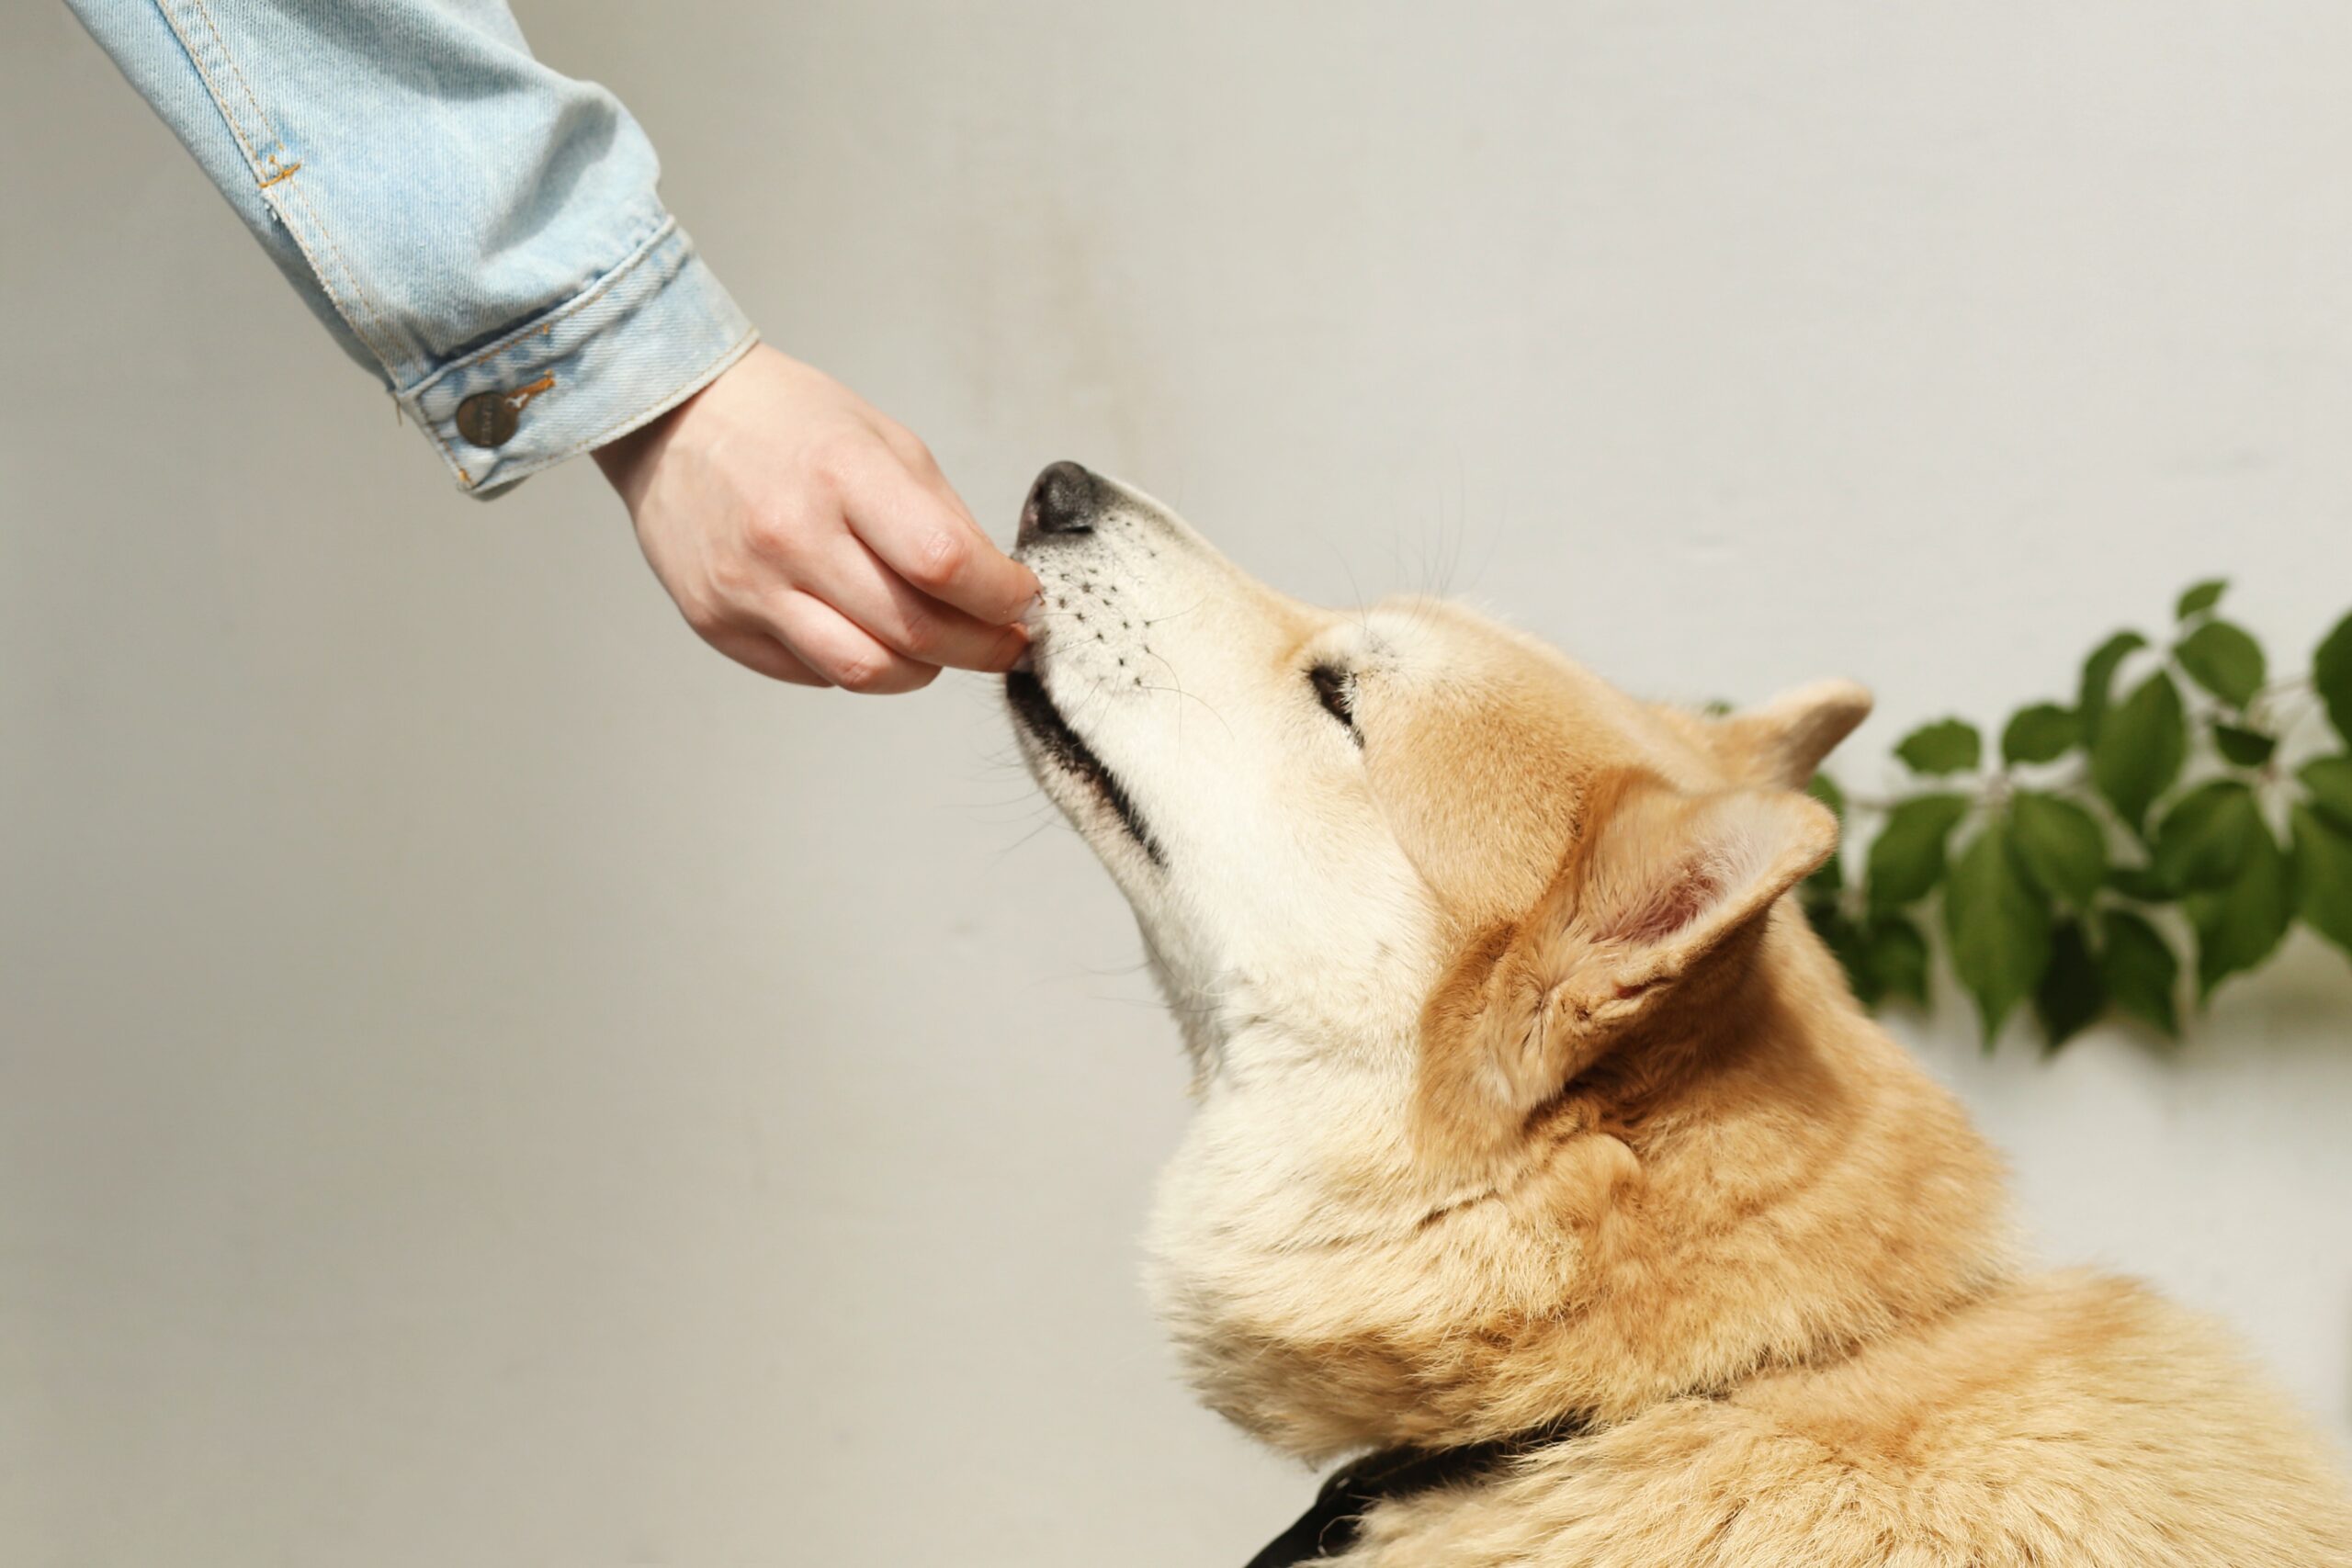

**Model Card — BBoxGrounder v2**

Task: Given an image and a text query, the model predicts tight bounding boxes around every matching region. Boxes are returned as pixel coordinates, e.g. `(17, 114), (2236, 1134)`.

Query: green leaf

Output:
(2009, 791), (2108, 908)
(2077, 630), (2148, 744)
(1808, 903), (1871, 1003)
(1804, 772), (1845, 822)
(1865, 794), (1973, 909)
(2034, 918), (2107, 1052)
(2175, 579), (2228, 621)
(2098, 908), (2180, 1037)
(2106, 862), (2171, 902)
(2182, 815), (2293, 1000)
(2001, 704), (2079, 766)
(2211, 724), (2277, 768)
(1943, 818), (2054, 1045)
(2090, 671), (2187, 833)
(1803, 896), (1844, 939)
(1894, 718), (1983, 776)
(2290, 806), (2352, 961)
(1801, 774), (1848, 897)
(2300, 754), (2352, 833)
(2150, 779), (2263, 895)
(1861, 915), (1931, 1007)
(2174, 620), (2267, 709)
(2313, 612), (2352, 747)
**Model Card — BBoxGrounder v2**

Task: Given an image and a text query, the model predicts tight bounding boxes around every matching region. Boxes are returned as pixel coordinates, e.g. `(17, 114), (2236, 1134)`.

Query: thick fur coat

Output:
(1004, 462), (2352, 1565)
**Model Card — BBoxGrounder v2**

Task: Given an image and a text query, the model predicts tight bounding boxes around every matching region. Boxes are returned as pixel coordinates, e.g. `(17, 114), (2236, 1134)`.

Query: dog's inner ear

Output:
(1421, 771), (1837, 1144)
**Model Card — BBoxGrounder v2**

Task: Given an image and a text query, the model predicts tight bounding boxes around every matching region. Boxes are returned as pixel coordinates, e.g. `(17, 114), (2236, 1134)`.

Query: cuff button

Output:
(455, 389), (520, 449)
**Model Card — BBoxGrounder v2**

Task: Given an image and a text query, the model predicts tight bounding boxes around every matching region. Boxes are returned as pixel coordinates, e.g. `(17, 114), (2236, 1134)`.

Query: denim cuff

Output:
(398, 216), (758, 497)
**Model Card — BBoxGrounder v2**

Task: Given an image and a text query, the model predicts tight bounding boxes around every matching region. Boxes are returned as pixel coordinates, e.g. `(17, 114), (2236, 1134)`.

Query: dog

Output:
(1003, 461), (2352, 1566)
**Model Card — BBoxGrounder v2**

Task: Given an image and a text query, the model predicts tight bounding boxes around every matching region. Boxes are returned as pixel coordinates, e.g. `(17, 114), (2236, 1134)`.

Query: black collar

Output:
(1243, 1416), (1588, 1567)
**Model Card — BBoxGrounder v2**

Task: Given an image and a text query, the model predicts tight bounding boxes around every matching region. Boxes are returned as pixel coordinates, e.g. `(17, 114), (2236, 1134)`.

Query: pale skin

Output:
(594, 344), (1040, 692)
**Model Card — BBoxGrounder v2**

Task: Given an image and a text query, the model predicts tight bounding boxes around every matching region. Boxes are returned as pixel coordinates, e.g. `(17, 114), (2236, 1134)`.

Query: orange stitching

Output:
(285, 177), (403, 370)
(441, 330), (755, 494)
(504, 373), (556, 411)
(155, 3), (268, 175)
(268, 182), (396, 370)
(187, 0), (288, 161)
(162, 2), (409, 378)
(415, 216), (677, 389)
(530, 329), (757, 472)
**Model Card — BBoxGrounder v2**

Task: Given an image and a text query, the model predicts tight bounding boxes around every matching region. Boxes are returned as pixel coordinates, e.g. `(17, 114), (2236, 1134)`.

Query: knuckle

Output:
(707, 557), (765, 607)
(908, 528), (968, 590)
(829, 651), (890, 694)
(742, 506), (797, 560)
(807, 427), (871, 491)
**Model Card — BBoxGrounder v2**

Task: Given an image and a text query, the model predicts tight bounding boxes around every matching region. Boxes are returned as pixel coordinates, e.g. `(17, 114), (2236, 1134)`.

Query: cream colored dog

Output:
(1004, 462), (2352, 1566)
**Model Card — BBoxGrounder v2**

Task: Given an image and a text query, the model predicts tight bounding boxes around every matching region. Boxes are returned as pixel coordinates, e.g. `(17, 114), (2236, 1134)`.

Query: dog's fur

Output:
(1006, 468), (2352, 1565)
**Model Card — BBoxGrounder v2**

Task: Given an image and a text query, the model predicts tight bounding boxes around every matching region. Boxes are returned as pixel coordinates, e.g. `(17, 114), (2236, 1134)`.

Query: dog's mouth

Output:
(1005, 670), (1163, 864)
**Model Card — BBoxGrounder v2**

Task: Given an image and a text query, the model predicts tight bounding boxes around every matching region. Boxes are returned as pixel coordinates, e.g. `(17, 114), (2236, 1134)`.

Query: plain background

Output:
(6, 3), (2352, 1564)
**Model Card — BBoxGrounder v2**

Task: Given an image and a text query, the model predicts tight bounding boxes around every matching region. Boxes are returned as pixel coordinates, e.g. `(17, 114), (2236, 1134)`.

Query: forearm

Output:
(65, 0), (754, 494)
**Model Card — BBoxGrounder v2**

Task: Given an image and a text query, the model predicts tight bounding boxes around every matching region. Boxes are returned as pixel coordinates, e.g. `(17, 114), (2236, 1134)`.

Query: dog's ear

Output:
(1422, 771), (1836, 1141)
(1712, 679), (1872, 789)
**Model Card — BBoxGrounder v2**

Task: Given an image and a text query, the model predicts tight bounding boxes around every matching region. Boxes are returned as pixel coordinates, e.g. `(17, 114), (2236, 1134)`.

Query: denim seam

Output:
(157, 0), (407, 375)
(277, 174), (406, 376)
(398, 224), (745, 491)
(156, 0), (283, 173)
(522, 324), (760, 479)
(403, 218), (685, 489)
(400, 213), (679, 401)
(184, 0), (281, 164)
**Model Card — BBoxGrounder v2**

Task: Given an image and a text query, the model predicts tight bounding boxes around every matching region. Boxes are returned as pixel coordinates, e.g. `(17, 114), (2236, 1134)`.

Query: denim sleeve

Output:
(65, 1), (759, 496)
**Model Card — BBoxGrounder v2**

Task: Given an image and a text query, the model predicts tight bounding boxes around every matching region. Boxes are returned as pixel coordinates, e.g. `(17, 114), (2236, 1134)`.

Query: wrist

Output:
(593, 371), (705, 509)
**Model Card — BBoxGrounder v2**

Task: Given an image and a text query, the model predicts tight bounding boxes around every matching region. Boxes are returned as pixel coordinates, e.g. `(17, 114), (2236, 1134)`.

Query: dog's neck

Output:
(1151, 913), (2016, 1461)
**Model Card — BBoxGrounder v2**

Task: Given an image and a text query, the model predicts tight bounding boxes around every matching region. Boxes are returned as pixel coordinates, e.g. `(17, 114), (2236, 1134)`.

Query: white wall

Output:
(5, 4), (2349, 1564)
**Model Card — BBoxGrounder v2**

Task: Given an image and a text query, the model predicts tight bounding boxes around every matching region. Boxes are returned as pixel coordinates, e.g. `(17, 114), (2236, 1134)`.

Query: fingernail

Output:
(1017, 590), (1044, 624)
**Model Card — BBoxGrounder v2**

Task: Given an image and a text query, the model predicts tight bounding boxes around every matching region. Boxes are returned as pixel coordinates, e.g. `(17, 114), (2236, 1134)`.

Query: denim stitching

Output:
(182, 0), (286, 163)
(537, 328), (758, 470)
(280, 174), (408, 373)
(162, 0), (407, 375)
(155, 1), (278, 173)
(476, 326), (759, 492)
(401, 214), (678, 400)
(400, 221), (692, 486)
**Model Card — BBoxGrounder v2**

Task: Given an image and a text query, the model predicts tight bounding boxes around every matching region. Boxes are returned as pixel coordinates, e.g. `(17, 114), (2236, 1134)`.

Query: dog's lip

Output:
(1005, 669), (1163, 864)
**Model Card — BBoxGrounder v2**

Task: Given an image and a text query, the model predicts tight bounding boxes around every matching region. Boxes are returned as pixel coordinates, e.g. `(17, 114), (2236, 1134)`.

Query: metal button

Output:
(455, 390), (519, 448)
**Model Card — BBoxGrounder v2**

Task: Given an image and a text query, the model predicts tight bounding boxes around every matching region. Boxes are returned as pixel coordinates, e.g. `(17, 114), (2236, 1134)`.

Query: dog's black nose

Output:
(1021, 460), (1099, 542)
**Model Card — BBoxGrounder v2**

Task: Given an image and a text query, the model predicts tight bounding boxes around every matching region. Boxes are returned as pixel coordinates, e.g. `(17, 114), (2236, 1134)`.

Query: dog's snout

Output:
(1021, 460), (1100, 543)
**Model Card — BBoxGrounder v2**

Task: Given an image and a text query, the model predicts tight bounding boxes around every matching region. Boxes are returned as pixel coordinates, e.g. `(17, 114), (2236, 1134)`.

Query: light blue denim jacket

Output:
(67, 0), (757, 495)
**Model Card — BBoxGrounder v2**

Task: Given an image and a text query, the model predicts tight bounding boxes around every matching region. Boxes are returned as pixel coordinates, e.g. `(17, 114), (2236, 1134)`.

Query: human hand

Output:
(593, 344), (1038, 691)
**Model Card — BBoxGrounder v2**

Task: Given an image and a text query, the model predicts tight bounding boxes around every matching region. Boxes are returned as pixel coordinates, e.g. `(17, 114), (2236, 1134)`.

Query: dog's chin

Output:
(1005, 670), (1164, 867)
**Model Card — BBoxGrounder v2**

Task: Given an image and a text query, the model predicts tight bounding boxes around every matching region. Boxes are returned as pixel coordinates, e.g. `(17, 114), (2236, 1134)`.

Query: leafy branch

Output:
(1800, 581), (2352, 1051)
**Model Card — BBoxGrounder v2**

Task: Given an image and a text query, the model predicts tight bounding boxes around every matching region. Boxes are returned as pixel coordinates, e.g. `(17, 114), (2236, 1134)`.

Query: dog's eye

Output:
(1308, 664), (1358, 735)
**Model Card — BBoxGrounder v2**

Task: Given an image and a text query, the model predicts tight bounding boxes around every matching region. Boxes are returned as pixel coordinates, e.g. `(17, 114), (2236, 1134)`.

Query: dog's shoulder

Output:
(1344, 1271), (2352, 1567)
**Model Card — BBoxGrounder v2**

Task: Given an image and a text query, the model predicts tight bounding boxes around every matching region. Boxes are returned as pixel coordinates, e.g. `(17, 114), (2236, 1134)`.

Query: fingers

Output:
(839, 449), (1039, 626)
(799, 533), (1027, 674)
(765, 592), (942, 695)
(705, 626), (831, 687)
